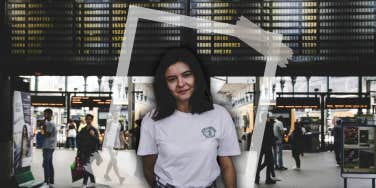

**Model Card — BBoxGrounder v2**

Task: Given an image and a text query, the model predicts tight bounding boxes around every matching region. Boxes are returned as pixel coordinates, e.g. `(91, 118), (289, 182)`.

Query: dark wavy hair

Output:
(152, 48), (213, 121)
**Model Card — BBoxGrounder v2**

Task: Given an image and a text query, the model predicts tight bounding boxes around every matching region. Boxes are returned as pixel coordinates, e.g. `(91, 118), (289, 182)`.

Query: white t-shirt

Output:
(68, 129), (76, 138)
(137, 104), (241, 187)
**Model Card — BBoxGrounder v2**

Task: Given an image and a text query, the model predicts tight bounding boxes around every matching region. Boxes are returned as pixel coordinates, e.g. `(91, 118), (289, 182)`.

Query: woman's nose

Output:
(177, 77), (185, 87)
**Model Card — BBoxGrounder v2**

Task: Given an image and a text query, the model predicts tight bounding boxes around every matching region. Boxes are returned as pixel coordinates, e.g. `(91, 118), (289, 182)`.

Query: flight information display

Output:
(190, 1), (266, 75)
(7, 0), (185, 75)
(5, 0), (376, 75)
(8, 1), (75, 62)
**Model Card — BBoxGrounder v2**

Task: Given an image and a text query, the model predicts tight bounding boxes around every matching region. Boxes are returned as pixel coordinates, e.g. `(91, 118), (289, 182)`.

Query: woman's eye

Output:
(167, 77), (176, 82)
(183, 72), (192, 77)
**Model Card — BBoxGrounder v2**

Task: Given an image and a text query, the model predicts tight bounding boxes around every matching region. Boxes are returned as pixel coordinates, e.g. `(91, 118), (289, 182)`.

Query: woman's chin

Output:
(177, 96), (191, 103)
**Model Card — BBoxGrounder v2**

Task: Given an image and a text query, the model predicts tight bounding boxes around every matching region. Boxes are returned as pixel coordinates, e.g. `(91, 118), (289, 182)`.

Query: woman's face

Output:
(165, 61), (195, 104)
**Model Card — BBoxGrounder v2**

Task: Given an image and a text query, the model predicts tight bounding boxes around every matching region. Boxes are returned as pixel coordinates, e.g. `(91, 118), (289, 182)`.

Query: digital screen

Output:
(5, 0), (376, 75)
(7, 0), (185, 75)
(325, 97), (370, 109)
(276, 97), (320, 109)
(71, 96), (112, 108)
(31, 96), (66, 107)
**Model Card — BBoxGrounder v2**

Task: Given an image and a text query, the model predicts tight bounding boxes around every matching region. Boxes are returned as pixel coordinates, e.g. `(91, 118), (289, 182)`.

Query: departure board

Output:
(5, 0), (376, 75)
(191, 1), (266, 74)
(318, 1), (376, 63)
(267, 1), (319, 63)
(7, 0), (185, 75)
(8, 1), (74, 62)
(191, 0), (320, 70)
(75, 0), (112, 64)
(126, 1), (186, 75)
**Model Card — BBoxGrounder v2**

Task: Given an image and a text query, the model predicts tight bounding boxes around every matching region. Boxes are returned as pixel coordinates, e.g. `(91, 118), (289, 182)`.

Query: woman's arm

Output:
(142, 154), (157, 187)
(218, 156), (237, 188)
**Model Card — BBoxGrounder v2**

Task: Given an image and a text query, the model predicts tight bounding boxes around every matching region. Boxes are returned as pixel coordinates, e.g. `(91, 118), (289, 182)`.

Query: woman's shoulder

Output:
(141, 109), (158, 125)
(143, 109), (156, 121)
(201, 104), (232, 121)
(212, 104), (230, 114)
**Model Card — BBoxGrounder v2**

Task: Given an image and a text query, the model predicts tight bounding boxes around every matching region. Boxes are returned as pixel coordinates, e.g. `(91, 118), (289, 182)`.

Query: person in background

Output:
(333, 119), (342, 166)
(270, 130), (281, 182)
(103, 112), (125, 184)
(78, 119), (86, 132)
(119, 119), (127, 148)
(77, 114), (102, 188)
(130, 119), (142, 152)
(255, 115), (277, 185)
(273, 116), (288, 170)
(130, 119), (143, 177)
(67, 119), (77, 150)
(41, 108), (57, 188)
(57, 125), (66, 149)
(289, 122), (305, 170)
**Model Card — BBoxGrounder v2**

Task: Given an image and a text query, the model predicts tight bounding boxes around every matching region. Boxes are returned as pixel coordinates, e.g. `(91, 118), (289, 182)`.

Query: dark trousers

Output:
(334, 144), (341, 164)
(292, 151), (301, 168)
(42, 149), (54, 184)
(67, 137), (76, 149)
(83, 171), (95, 185)
(256, 148), (274, 181)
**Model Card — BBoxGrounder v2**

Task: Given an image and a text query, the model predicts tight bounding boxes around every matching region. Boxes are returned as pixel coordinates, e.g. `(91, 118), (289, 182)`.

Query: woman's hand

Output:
(142, 154), (157, 187)
(218, 156), (237, 188)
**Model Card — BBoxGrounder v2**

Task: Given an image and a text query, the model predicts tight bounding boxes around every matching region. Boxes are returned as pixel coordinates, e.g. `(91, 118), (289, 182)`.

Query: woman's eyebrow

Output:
(182, 70), (192, 74)
(166, 75), (177, 79)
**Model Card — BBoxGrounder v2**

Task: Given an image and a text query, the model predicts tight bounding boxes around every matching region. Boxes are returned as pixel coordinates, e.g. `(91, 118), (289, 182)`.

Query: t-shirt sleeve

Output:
(137, 112), (158, 156)
(217, 107), (241, 156)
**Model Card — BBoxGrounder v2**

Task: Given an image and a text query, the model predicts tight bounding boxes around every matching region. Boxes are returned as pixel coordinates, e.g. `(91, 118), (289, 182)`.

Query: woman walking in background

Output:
(290, 122), (305, 170)
(67, 119), (77, 150)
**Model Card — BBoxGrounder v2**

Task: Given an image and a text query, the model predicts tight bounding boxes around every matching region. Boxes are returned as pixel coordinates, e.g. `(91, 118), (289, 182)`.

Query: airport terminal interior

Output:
(1, 0), (376, 188)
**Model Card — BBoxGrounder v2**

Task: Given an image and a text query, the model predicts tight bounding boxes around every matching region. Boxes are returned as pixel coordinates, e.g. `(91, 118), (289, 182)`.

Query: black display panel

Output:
(4, 0), (376, 76)
(191, 1), (265, 75)
(276, 97), (320, 109)
(6, 0), (186, 75)
(325, 97), (371, 109)
(31, 96), (66, 107)
(71, 96), (112, 108)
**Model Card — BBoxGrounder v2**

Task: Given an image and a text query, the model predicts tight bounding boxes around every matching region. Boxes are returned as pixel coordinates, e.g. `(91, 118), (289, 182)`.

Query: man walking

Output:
(77, 114), (102, 188)
(41, 108), (57, 188)
(255, 115), (277, 184)
(273, 116), (287, 170)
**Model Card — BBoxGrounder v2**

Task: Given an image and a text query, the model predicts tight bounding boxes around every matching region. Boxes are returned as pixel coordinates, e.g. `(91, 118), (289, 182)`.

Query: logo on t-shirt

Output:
(201, 126), (216, 138)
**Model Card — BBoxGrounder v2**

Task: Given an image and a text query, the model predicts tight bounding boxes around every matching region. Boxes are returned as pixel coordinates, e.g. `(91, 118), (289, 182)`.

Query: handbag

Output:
(70, 157), (85, 182)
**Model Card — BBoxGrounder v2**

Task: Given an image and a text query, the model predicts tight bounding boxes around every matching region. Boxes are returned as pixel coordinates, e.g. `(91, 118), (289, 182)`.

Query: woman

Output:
(289, 122), (305, 170)
(137, 48), (241, 188)
(77, 114), (101, 188)
(67, 119), (77, 149)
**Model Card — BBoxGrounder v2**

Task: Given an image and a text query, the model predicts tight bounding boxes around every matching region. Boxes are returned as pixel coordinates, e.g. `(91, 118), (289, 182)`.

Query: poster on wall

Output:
(13, 91), (33, 171)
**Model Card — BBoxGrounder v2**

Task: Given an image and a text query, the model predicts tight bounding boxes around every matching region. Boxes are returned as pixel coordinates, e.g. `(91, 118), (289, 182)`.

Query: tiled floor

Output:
(30, 148), (373, 188)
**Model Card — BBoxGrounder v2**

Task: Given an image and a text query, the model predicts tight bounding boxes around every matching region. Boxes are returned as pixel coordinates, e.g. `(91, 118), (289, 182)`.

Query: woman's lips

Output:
(177, 88), (190, 94)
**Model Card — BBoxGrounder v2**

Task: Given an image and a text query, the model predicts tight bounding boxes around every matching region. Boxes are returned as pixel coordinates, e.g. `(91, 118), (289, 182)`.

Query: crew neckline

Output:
(174, 109), (193, 117)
